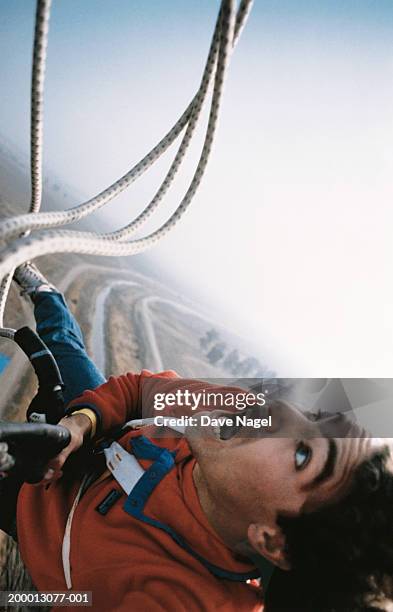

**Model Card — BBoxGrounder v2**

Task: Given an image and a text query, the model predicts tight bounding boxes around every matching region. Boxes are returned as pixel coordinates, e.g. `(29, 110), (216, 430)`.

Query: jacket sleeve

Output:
(65, 369), (179, 435)
(65, 369), (249, 436)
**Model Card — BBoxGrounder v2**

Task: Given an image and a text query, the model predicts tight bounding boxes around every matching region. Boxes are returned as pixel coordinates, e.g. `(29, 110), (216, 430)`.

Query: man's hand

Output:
(42, 413), (92, 482)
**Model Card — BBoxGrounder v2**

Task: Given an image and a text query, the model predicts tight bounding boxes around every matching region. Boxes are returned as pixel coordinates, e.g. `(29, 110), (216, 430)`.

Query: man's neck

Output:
(192, 462), (250, 552)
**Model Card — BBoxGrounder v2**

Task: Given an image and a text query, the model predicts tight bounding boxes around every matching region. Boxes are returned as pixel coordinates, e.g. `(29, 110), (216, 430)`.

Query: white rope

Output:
(105, 2), (252, 243)
(108, 4), (225, 241)
(30, 0), (51, 214)
(232, 0), (254, 47)
(0, 1), (252, 244)
(0, 0), (253, 327)
(0, 0), (239, 274)
(0, 274), (13, 328)
(0, 1), (51, 328)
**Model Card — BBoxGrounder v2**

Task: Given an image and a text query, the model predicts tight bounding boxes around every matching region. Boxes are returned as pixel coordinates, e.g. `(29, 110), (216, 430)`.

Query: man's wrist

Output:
(66, 408), (97, 439)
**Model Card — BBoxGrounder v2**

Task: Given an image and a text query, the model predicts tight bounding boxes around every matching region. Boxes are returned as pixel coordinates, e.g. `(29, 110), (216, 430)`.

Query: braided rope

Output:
(0, 274), (13, 327)
(107, 3), (253, 243)
(0, 0), (253, 327)
(30, 0), (51, 214)
(0, 0), (238, 275)
(108, 4), (225, 241)
(0, 1), (51, 327)
(0, 1), (253, 243)
(232, 0), (253, 46)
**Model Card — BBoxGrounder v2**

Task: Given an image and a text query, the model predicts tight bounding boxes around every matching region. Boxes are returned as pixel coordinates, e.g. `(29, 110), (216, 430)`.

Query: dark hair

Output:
(264, 448), (393, 612)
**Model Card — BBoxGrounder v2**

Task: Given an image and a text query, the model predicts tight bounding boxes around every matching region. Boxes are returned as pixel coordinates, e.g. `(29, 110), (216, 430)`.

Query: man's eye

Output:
(295, 442), (312, 470)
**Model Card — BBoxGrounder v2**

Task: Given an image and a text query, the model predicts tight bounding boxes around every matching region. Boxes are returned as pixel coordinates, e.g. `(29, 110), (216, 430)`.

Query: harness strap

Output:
(104, 441), (144, 494)
(62, 473), (89, 589)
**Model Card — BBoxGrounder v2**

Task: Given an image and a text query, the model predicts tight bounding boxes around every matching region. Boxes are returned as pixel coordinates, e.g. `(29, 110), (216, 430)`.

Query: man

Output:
(8, 262), (393, 611)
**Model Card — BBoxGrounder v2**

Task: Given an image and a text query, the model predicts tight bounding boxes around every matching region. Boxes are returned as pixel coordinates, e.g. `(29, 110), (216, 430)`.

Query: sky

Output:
(1, 1), (393, 376)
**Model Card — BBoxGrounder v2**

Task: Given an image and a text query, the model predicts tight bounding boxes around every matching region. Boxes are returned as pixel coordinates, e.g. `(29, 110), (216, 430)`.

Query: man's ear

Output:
(247, 523), (291, 571)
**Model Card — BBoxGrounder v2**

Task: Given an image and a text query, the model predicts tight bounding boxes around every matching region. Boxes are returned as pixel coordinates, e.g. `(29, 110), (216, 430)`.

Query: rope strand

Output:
(0, 0), (253, 330)
(0, 1), (252, 244)
(30, 0), (52, 214)
(0, 0), (238, 277)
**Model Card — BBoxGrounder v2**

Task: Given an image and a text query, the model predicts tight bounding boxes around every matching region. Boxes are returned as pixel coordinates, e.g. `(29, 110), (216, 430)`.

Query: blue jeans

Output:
(34, 292), (105, 405)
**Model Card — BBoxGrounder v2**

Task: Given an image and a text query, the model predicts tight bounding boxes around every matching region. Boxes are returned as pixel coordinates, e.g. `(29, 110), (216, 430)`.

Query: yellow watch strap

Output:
(69, 408), (97, 439)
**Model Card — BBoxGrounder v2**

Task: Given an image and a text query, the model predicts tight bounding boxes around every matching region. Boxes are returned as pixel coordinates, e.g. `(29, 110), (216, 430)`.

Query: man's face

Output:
(186, 401), (391, 565)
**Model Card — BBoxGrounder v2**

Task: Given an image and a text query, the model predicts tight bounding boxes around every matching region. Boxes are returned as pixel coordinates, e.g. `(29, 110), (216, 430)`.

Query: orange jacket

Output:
(17, 370), (264, 611)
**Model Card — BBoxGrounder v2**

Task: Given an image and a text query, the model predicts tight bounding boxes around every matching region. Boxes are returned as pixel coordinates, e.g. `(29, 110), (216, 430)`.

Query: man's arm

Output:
(42, 411), (93, 480)
(65, 368), (179, 435)
(42, 369), (178, 481)
(64, 370), (252, 436)
(43, 371), (249, 480)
